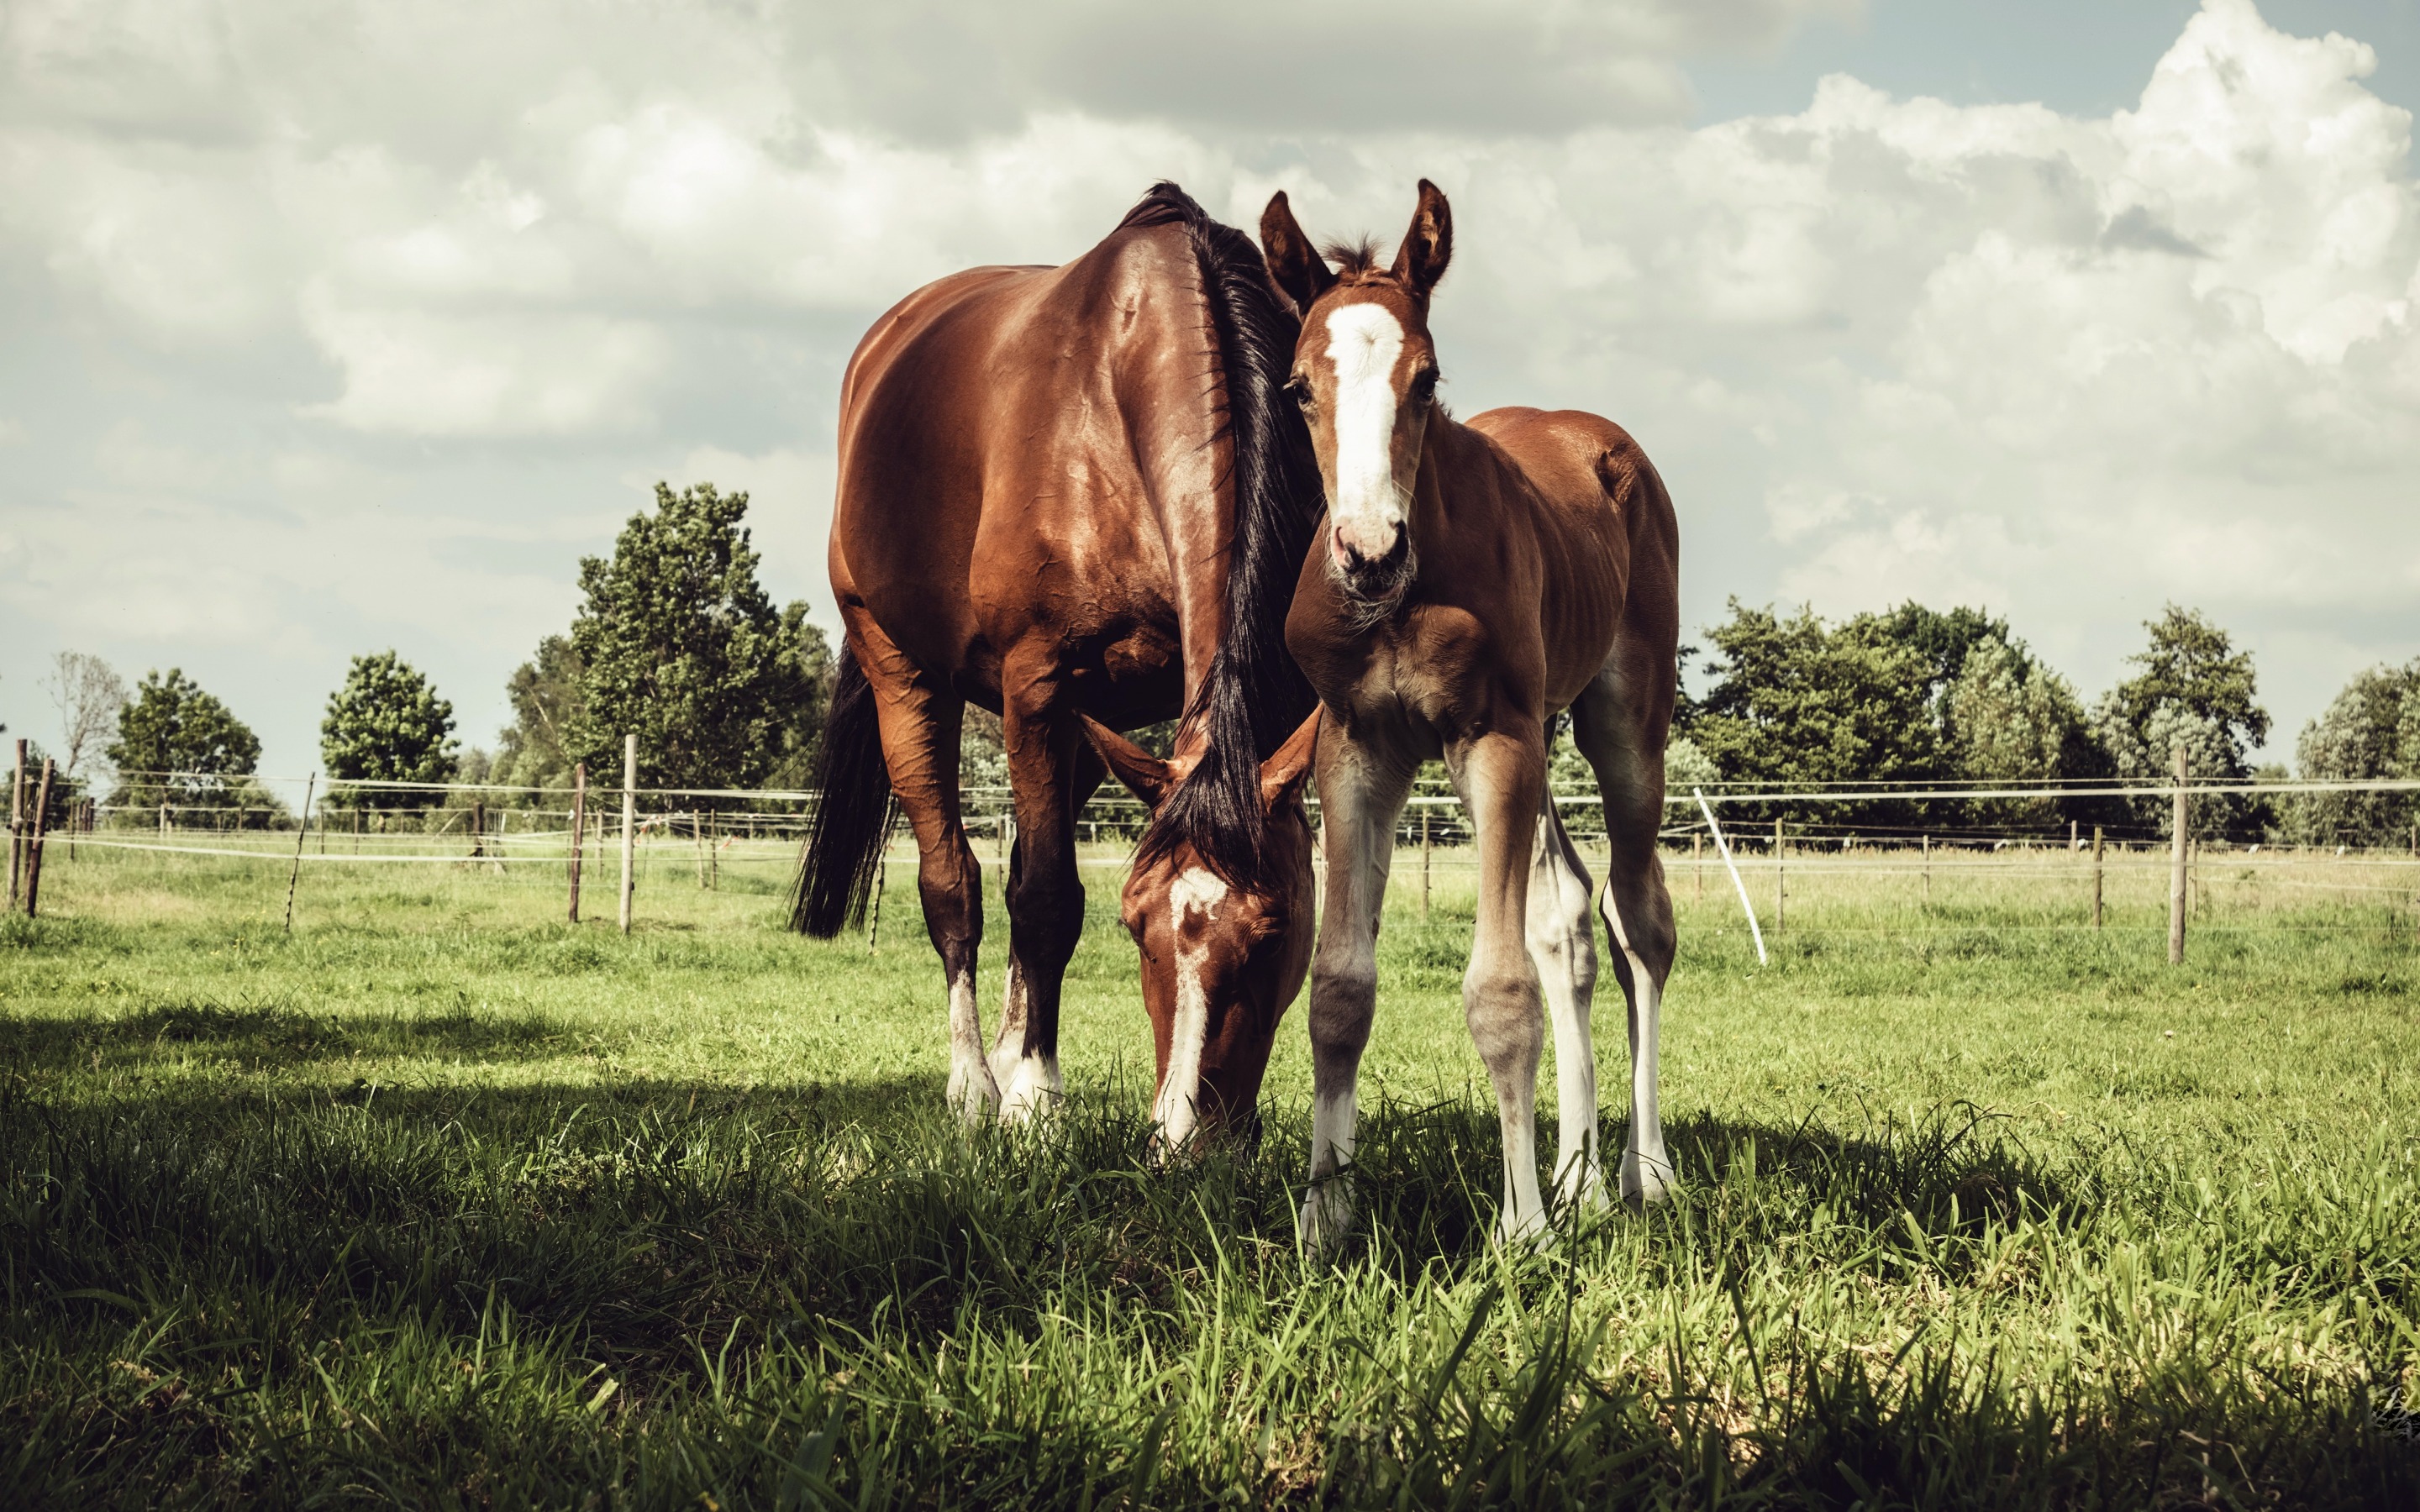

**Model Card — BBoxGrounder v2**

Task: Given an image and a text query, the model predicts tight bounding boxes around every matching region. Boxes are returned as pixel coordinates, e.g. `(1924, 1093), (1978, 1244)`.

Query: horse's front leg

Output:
(1446, 724), (1550, 1245)
(1298, 729), (1413, 1250)
(991, 685), (1102, 1123)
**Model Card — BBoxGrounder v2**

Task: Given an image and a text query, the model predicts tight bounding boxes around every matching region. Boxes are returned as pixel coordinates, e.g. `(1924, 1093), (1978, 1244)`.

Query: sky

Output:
(2, 0), (2415, 785)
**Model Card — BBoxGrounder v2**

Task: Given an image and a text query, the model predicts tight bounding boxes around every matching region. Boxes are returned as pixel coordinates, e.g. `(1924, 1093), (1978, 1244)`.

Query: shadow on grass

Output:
(3, 1071), (2412, 1508)
(0, 1000), (629, 1072)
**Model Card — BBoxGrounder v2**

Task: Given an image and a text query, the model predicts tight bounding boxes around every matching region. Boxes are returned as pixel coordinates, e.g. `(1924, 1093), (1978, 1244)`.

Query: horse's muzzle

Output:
(1330, 522), (1412, 605)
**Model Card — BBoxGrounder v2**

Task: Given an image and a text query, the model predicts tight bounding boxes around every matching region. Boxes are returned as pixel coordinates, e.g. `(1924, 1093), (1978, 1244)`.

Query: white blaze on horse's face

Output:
(1150, 865), (1229, 1152)
(1324, 302), (1406, 560)
(1304, 297), (1436, 601)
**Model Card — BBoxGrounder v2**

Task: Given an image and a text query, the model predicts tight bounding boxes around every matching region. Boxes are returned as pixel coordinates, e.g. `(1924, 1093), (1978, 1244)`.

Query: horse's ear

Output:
(1391, 179), (1452, 296)
(1259, 706), (1323, 809)
(1079, 715), (1176, 811)
(1260, 191), (1335, 316)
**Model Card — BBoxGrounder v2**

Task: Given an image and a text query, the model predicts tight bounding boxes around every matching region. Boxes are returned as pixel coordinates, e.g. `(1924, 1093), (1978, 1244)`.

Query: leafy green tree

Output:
(761, 603), (836, 791)
(1870, 602), (2011, 718)
(492, 635), (587, 795)
(1944, 637), (2113, 833)
(2090, 606), (2269, 837)
(566, 482), (826, 798)
(2291, 659), (2419, 847)
(1689, 601), (1944, 825)
(104, 669), (262, 815)
(320, 652), (459, 810)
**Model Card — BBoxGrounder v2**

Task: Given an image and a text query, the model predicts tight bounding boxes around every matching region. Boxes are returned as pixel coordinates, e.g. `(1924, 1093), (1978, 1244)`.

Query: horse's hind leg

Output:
(990, 675), (1102, 1123)
(1525, 781), (1606, 1213)
(1570, 670), (1676, 1205)
(856, 622), (994, 1121)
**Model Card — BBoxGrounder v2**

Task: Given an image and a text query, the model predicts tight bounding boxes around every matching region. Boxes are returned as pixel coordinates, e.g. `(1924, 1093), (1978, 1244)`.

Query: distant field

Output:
(3, 837), (2416, 1507)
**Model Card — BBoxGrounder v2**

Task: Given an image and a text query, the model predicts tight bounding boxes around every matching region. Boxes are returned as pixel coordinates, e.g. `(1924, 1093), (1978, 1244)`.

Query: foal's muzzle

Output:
(1330, 522), (1411, 604)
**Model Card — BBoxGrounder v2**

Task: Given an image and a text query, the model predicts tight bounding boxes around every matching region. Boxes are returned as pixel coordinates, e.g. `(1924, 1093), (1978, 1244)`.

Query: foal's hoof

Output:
(1619, 1149), (1674, 1207)
(1297, 1185), (1355, 1254)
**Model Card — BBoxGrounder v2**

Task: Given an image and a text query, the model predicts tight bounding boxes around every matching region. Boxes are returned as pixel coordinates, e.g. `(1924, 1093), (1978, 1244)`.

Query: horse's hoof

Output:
(1619, 1150), (1673, 1207)
(1297, 1189), (1355, 1253)
(995, 1054), (1063, 1126)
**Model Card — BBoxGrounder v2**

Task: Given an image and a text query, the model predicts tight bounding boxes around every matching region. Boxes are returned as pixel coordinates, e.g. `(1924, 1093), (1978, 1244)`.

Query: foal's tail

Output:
(792, 639), (894, 937)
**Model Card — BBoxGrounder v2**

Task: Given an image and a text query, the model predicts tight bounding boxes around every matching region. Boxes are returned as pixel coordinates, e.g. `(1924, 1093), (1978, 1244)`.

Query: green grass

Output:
(2, 840), (2417, 1508)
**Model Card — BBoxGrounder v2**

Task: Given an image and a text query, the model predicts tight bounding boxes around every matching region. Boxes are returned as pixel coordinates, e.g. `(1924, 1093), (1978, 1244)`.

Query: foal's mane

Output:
(1118, 183), (1323, 890)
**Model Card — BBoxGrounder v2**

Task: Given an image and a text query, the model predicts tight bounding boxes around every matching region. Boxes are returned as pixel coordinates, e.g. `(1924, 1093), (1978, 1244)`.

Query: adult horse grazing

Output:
(795, 184), (1324, 1145)
(1263, 181), (1681, 1245)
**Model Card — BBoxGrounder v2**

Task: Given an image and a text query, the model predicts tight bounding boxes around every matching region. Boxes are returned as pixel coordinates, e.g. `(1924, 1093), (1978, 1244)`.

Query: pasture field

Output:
(3, 835), (2417, 1508)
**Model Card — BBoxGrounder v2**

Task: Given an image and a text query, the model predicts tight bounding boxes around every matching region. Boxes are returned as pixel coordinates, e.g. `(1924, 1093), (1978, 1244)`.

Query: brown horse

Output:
(1264, 181), (1682, 1244)
(795, 184), (1323, 1141)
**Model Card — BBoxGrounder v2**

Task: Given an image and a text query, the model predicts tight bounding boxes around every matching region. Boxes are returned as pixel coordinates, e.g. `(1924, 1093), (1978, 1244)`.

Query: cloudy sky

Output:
(2, 0), (2415, 782)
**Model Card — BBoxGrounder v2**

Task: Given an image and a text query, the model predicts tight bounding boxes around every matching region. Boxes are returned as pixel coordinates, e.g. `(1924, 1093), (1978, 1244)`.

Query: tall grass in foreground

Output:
(0, 849), (2415, 1506)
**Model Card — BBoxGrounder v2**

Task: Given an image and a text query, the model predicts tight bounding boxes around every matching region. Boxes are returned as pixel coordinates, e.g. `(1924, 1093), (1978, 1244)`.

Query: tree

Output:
(45, 651), (126, 781)
(1943, 637), (2113, 833)
(492, 635), (587, 794)
(760, 603), (836, 790)
(1870, 601), (2010, 718)
(2291, 659), (2419, 847)
(2091, 606), (2269, 837)
(104, 669), (261, 813)
(320, 652), (460, 808)
(566, 482), (818, 797)
(1689, 601), (1944, 826)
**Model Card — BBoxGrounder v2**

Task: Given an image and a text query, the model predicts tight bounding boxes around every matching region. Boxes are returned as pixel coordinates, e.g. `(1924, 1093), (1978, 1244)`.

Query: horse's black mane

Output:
(1118, 182), (1323, 890)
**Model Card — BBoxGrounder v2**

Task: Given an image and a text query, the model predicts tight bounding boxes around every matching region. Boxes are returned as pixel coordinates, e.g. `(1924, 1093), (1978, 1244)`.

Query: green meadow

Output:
(3, 836), (2416, 1508)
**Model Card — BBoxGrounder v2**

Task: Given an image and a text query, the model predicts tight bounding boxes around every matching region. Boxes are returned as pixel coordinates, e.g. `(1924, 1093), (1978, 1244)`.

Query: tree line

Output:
(13, 481), (2417, 846)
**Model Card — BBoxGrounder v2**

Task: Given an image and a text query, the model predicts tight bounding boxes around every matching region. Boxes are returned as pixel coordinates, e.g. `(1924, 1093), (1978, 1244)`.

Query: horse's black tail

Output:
(1123, 182), (1323, 890)
(792, 639), (894, 937)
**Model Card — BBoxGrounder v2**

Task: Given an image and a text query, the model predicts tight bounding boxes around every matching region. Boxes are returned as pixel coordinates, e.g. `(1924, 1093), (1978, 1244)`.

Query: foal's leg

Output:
(991, 682), (1099, 1123)
(1524, 785), (1605, 1212)
(1445, 727), (1551, 1244)
(1298, 732), (1413, 1250)
(854, 624), (992, 1120)
(1570, 674), (1676, 1205)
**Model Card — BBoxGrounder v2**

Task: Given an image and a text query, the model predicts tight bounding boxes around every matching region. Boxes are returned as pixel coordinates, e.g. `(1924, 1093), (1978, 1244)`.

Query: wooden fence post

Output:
(1420, 806), (1432, 918)
(24, 759), (54, 917)
(1692, 832), (1704, 901)
(471, 800), (485, 858)
(568, 763), (587, 923)
(2169, 740), (2190, 965)
(1922, 834), (1931, 910)
(2091, 825), (2104, 931)
(1773, 816), (1785, 935)
(619, 735), (638, 935)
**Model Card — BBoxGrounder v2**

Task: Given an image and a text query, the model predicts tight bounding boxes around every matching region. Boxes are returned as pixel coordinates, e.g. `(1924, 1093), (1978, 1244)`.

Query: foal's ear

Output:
(1391, 179), (1452, 296)
(1078, 716), (1176, 811)
(1258, 706), (1323, 809)
(1260, 191), (1335, 316)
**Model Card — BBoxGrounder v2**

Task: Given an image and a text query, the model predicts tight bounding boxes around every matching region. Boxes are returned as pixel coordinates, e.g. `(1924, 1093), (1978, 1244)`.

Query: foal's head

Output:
(1260, 180), (1454, 608)
(1080, 710), (1322, 1154)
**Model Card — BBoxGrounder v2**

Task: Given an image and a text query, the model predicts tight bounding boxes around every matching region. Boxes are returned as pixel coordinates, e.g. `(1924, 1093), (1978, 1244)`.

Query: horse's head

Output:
(1260, 180), (1453, 609)
(1079, 709), (1322, 1155)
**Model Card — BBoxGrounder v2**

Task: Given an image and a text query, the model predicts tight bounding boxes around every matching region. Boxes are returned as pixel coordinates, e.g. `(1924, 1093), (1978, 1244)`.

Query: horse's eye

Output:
(1410, 369), (1439, 404)
(1286, 376), (1314, 409)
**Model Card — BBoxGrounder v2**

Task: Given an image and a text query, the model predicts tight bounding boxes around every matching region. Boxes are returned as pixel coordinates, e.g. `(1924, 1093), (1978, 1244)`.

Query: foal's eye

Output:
(1285, 376), (1313, 410)
(1409, 369), (1439, 405)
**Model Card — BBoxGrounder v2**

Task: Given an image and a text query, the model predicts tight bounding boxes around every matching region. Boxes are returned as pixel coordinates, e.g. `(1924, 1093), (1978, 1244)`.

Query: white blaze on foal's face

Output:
(1151, 865), (1228, 1150)
(1323, 302), (1407, 562)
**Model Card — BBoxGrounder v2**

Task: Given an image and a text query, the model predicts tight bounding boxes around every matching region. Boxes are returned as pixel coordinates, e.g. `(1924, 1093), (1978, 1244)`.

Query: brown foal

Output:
(1265, 181), (1682, 1244)
(795, 184), (1323, 1143)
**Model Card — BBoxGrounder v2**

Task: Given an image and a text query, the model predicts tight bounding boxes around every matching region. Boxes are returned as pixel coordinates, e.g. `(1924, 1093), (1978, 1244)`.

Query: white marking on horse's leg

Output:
(1323, 303), (1407, 562)
(1601, 890), (1671, 1205)
(1297, 738), (1403, 1250)
(989, 966), (1062, 1125)
(1525, 791), (1603, 1213)
(1150, 866), (1228, 1155)
(1446, 736), (1550, 1247)
(944, 967), (999, 1123)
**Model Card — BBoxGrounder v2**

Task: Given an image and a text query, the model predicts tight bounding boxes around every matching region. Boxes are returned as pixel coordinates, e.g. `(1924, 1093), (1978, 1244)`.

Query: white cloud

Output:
(1, 0), (2415, 774)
